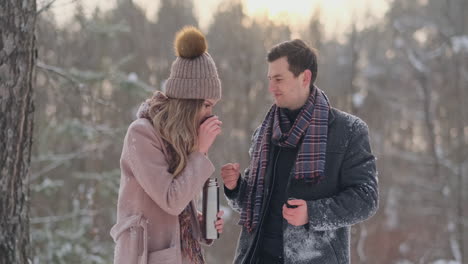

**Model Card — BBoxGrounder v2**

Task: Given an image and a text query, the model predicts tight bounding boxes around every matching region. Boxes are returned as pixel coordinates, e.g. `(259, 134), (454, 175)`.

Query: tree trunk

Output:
(0, 0), (37, 263)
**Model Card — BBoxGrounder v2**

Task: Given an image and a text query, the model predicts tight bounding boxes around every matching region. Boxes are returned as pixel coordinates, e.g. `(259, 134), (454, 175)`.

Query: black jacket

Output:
(225, 108), (379, 264)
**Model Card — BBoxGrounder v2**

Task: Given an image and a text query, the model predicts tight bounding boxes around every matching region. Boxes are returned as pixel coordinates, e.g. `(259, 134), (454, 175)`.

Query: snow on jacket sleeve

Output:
(123, 119), (215, 216)
(307, 118), (379, 231)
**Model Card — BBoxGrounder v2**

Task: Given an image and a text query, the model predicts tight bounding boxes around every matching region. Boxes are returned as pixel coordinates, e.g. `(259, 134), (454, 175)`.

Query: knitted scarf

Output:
(239, 86), (330, 232)
(179, 205), (205, 264)
(137, 91), (204, 263)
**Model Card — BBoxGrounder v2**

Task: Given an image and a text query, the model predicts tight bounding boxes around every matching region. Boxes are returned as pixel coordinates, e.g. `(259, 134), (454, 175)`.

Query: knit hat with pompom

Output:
(165, 26), (221, 100)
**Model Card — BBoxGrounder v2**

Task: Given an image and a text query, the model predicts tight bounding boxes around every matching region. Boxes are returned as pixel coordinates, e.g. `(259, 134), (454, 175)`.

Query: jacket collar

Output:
(328, 108), (336, 126)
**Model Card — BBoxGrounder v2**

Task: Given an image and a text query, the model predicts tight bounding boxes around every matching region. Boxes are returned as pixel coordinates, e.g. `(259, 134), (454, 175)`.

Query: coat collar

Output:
(328, 108), (336, 126)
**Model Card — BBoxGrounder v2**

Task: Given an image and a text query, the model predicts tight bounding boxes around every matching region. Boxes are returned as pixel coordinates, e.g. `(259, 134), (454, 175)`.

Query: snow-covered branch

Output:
(30, 209), (100, 224)
(31, 142), (111, 181)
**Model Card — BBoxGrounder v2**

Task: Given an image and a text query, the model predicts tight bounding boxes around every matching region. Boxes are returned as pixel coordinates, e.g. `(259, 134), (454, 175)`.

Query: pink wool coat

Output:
(110, 118), (215, 264)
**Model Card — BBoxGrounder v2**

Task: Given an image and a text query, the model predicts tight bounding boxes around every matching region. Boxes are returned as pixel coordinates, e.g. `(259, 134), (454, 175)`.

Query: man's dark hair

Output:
(267, 39), (318, 84)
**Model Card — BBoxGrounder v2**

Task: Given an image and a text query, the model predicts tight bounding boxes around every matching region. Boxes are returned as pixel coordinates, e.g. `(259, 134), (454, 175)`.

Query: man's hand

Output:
(221, 163), (240, 190)
(282, 199), (308, 226)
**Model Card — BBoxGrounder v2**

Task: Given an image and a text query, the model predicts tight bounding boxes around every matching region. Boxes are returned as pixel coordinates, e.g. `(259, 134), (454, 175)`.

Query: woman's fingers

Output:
(215, 219), (223, 226)
(207, 123), (222, 133)
(208, 125), (221, 133)
(216, 210), (224, 218)
(215, 210), (224, 233)
(202, 119), (222, 135)
(215, 219), (224, 233)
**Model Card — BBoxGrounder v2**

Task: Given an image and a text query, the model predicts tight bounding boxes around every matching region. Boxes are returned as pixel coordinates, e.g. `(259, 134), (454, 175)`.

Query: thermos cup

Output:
(202, 178), (219, 240)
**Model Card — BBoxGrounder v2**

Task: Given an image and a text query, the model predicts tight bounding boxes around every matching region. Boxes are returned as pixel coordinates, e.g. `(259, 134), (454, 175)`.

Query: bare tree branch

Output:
(36, 60), (84, 88)
(37, 0), (58, 15)
(30, 142), (111, 182)
(30, 209), (100, 224)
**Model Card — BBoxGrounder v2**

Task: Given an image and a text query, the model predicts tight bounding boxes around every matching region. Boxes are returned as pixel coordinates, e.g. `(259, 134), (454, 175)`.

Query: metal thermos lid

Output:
(206, 178), (218, 187)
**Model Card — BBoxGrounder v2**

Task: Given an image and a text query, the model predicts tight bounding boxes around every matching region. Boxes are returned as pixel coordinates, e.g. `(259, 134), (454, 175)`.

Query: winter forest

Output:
(5, 0), (468, 263)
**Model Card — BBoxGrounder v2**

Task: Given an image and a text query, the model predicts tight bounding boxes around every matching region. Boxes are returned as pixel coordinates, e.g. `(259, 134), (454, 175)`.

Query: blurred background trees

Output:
(30, 0), (467, 263)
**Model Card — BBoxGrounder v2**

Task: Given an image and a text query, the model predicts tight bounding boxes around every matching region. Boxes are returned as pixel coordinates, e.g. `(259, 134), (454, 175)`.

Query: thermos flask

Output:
(202, 178), (219, 240)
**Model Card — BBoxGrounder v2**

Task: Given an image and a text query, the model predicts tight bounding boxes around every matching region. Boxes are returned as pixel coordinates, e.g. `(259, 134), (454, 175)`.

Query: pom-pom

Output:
(174, 26), (207, 59)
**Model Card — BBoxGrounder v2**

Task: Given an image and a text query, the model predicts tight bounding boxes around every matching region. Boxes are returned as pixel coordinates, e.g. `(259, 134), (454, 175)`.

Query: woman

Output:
(111, 26), (224, 264)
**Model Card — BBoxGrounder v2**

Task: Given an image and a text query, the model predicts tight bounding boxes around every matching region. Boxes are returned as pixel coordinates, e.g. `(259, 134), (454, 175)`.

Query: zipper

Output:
(248, 148), (282, 263)
(284, 137), (302, 203)
(284, 168), (294, 203)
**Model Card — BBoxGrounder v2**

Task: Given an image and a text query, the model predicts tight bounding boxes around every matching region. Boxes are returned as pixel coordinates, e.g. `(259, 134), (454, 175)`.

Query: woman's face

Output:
(199, 99), (219, 124)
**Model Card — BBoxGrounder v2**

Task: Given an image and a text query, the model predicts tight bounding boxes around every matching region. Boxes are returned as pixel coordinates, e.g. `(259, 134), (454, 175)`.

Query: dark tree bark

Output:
(0, 0), (37, 263)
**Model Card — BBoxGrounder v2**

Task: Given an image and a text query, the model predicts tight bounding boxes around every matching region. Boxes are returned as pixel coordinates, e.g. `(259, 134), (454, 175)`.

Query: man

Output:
(221, 39), (379, 264)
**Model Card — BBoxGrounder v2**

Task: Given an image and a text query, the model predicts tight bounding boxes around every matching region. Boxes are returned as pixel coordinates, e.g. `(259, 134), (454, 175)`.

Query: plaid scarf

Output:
(239, 86), (330, 232)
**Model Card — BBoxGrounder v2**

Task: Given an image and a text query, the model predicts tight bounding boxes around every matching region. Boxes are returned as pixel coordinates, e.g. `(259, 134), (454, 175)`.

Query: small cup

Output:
(285, 197), (299, 209)
(201, 114), (215, 124)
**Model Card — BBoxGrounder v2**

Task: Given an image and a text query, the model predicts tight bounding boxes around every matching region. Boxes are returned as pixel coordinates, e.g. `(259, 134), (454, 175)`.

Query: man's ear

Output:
(302, 69), (312, 87)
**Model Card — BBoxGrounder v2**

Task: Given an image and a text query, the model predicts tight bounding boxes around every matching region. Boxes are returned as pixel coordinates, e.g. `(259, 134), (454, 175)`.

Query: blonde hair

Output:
(149, 98), (204, 177)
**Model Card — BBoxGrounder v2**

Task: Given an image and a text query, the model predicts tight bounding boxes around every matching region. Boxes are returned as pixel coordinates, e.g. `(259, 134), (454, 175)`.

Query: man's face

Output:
(267, 57), (311, 111)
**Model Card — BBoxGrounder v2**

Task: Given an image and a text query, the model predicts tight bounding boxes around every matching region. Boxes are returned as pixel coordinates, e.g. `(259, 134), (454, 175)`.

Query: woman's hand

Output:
(214, 210), (224, 234)
(197, 210), (224, 234)
(198, 116), (222, 154)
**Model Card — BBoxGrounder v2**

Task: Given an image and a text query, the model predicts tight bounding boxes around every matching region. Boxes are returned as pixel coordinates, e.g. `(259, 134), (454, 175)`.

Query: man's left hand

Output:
(282, 199), (308, 226)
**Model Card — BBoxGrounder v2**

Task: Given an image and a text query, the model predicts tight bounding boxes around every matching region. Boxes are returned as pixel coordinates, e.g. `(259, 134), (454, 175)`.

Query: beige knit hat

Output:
(165, 26), (221, 100)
